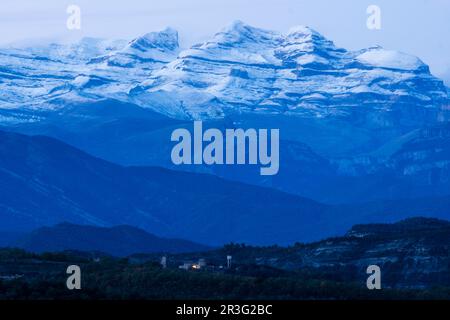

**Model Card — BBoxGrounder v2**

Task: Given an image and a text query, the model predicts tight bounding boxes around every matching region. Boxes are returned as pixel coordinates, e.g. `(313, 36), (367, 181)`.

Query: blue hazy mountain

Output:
(1, 130), (450, 245)
(4, 101), (450, 204)
(13, 223), (210, 256)
(0, 129), (328, 245)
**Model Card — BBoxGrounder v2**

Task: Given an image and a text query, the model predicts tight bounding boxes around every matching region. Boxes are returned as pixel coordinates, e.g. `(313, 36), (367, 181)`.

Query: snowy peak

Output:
(183, 20), (282, 64)
(211, 20), (282, 46)
(131, 22), (449, 121)
(286, 25), (325, 42)
(100, 27), (180, 67)
(128, 27), (179, 53)
(284, 25), (341, 52)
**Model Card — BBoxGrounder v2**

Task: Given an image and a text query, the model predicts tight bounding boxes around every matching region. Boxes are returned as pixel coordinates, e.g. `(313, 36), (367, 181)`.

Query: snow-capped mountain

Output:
(0, 28), (179, 113)
(0, 21), (448, 124)
(130, 21), (449, 123)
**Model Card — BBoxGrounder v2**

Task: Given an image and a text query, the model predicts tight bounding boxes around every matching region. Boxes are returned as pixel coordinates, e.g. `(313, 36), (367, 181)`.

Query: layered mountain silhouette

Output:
(1, 130), (450, 245)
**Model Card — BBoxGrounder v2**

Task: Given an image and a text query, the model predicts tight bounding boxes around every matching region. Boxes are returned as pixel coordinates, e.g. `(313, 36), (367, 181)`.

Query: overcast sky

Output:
(1, 0), (449, 80)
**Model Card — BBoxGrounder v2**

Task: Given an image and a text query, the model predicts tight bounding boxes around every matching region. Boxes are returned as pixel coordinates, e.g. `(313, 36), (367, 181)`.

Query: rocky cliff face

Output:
(278, 218), (450, 288)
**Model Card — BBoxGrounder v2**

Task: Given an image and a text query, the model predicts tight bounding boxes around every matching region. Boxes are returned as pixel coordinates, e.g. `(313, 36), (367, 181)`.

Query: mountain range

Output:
(1, 21), (449, 205)
(0, 21), (450, 244)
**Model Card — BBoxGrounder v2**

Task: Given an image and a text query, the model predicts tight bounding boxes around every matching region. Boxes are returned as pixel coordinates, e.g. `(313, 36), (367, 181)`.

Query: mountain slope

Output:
(0, 130), (331, 245)
(13, 223), (210, 256)
(6, 109), (450, 204)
